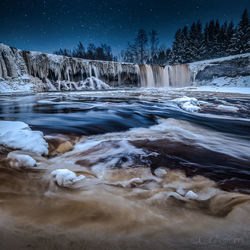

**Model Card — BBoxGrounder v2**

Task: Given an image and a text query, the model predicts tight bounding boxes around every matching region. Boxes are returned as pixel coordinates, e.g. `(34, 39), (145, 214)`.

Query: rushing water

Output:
(0, 88), (250, 249)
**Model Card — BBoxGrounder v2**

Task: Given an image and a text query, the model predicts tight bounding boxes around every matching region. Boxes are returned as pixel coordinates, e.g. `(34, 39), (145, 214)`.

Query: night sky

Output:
(0, 0), (249, 55)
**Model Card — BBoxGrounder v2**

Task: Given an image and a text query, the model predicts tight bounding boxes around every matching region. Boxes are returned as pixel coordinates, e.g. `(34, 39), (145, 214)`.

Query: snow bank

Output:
(50, 169), (85, 188)
(173, 96), (200, 112)
(7, 152), (36, 169)
(189, 86), (250, 94)
(189, 53), (250, 79)
(0, 121), (48, 155)
(210, 76), (250, 88)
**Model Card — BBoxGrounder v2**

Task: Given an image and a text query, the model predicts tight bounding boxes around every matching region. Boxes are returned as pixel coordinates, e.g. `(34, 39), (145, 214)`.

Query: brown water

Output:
(0, 89), (250, 249)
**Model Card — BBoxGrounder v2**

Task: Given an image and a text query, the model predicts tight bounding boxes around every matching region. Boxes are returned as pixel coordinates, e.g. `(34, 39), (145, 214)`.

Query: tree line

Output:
(54, 42), (117, 61)
(55, 9), (249, 65)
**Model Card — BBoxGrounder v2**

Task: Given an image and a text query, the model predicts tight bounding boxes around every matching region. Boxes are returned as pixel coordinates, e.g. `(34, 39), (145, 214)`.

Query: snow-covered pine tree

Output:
(186, 21), (204, 62)
(171, 28), (182, 64)
(229, 9), (249, 54)
(225, 21), (235, 56)
(212, 19), (221, 58)
(204, 20), (216, 59)
(179, 26), (189, 63)
(217, 22), (228, 57)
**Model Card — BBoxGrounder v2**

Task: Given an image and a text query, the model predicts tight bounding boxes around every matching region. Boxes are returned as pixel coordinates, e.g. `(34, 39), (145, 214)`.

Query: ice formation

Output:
(185, 190), (199, 199)
(173, 96), (200, 112)
(7, 152), (36, 169)
(0, 121), (48, 155)
(0, 43), (139, 92)
(216, 105), (239, 112)
(50, 169), (85, 188)
(0, 43), (249, 92)
(154, 168), (168, 177)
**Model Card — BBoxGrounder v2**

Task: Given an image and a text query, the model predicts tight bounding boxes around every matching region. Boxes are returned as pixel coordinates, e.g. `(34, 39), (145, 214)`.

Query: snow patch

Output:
(0, 121), (48, 155)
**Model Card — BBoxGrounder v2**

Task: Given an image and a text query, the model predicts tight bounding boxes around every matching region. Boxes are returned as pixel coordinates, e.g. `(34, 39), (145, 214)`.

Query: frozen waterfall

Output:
(139, 64), (191, 88)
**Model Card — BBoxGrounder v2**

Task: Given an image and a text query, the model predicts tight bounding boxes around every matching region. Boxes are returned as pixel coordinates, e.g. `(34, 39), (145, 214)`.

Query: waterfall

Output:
(0, 43), (193, 91)
(169, 64), (191, 87)
(139, 65), (155, 87)
(139, 64), (190, 88)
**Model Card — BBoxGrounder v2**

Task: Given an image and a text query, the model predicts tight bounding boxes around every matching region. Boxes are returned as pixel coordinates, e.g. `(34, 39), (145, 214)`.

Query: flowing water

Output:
(0, 88), (250, 249)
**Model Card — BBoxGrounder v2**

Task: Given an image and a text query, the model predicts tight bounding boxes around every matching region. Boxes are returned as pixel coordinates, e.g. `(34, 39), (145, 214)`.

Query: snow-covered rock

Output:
(0, 121), (48, 155)
(50, 169), (85, 188)
(185, 190), (198, 199)
(173, 96), (200, 112)
(7, 152), (36, 169)
(154, 168), (167, 177)
(181, 102), (200, 112)
(173, 96), (198, 103)
(216, 105), (239, 112)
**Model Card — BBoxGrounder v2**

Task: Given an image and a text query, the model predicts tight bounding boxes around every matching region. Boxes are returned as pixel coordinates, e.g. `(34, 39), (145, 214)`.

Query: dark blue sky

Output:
(0, 0), (249, 55)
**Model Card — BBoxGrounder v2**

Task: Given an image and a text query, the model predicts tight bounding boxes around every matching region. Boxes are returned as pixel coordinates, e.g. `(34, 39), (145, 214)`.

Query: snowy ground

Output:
(186, 86), (250, 95)
(189, 53), (250, 76)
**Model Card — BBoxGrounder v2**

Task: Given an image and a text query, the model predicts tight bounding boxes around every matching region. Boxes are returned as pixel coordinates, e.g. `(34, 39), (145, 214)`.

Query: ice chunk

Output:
(51, 169), (85, 188)
(7, 152), (36, 169)
(0, 121), (48, 155)
(173, 96), (198, 104)
(173, 96), (200, 112)
(216, 105), (239, 112)
(154, 168), (167, 177)
(181, 102), (200, 112)
(185, 190), (198, 199)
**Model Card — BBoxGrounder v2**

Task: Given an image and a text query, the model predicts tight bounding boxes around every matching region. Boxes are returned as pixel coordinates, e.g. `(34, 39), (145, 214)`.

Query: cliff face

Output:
(0, 43), (249, 92)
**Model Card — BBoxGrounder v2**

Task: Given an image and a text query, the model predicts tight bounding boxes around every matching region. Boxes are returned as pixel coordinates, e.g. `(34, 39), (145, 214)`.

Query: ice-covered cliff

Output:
(0, 43), (139, 92)
(0, 43), (249, 92)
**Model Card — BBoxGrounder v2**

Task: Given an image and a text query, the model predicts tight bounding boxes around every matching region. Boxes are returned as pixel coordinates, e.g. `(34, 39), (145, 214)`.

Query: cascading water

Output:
(139, 64), (191, 88)
(0, 42), (194, 90)
(169, 64), (191, 87)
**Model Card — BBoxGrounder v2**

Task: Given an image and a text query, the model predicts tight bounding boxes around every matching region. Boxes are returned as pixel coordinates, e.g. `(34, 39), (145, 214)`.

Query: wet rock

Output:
(45, 135), (75, 156)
